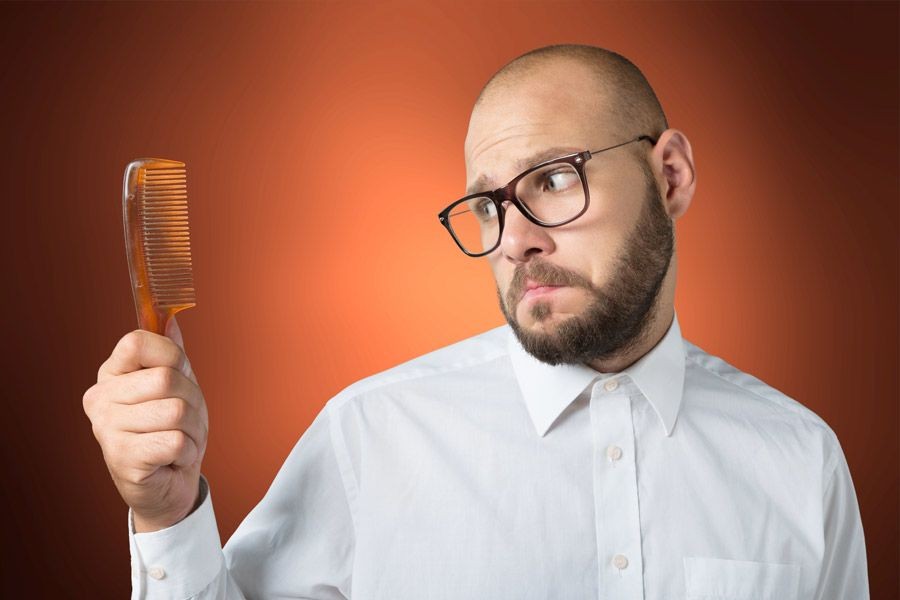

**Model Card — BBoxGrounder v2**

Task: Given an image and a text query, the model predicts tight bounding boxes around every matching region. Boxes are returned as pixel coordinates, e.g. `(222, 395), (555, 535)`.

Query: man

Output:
(83, 45), (869, 599)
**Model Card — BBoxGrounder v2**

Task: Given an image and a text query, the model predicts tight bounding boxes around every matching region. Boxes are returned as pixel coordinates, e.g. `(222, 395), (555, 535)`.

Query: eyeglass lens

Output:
(447, 162), (585, 254)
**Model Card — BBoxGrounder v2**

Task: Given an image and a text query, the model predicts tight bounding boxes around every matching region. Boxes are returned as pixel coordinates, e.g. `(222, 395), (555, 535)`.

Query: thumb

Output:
(165, 315), (196, 382)
(165, 314), (185, 351)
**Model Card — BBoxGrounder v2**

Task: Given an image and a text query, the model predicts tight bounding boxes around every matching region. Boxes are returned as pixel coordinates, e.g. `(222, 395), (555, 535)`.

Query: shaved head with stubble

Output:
(465, 44), (694, 371)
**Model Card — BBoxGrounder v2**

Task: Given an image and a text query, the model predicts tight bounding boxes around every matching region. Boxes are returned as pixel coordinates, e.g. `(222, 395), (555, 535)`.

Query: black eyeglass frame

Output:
(438, 134), (658, 257)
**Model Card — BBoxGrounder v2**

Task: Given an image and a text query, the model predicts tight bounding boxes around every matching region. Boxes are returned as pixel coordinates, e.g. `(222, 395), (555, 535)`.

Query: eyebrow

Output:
(465, 146), (582, 195)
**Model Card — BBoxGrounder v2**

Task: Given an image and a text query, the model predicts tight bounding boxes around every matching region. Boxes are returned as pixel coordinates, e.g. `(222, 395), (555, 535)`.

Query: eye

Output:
(471, 198), (498, 222)
(542, 168), (580, 193)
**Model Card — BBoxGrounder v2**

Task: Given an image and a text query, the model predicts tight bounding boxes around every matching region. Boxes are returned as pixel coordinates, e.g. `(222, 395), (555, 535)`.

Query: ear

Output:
(649, 129), (696, 220)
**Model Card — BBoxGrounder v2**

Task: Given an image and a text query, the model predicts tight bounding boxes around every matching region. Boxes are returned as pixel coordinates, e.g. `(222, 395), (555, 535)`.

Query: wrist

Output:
(133, 481), (203, 533)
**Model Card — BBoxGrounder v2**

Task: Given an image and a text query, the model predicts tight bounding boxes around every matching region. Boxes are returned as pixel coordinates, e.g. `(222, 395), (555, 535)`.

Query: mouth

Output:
(520, 280), (566, 302)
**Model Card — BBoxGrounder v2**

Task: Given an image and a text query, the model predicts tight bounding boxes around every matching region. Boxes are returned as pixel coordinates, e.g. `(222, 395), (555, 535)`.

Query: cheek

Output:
(487, 255), (511, 294)
(555, 209), (632, 284)
(548, 232), (611, 286)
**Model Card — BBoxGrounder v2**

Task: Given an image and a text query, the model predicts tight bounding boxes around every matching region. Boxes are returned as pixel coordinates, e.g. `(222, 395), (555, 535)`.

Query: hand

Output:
(82, 316), (208, 533)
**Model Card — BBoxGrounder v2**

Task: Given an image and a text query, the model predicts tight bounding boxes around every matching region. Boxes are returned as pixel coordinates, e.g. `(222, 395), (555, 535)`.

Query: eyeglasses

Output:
(438, 135), (657, 257)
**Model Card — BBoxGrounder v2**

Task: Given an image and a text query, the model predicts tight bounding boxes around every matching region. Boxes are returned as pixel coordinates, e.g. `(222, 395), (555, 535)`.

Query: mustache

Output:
(506, 259), (595, 308)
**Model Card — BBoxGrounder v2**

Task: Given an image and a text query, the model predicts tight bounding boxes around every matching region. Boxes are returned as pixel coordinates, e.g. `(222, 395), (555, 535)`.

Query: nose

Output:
(497, 202), (555, 264)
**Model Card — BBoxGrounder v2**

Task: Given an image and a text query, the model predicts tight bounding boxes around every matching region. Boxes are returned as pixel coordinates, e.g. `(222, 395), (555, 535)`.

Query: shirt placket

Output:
(591, 376), (644, 599)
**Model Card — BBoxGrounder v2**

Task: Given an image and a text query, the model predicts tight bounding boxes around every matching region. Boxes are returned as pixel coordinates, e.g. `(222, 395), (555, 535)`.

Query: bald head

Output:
(475, 44), (668, 141)
(457, 44), (695, 371)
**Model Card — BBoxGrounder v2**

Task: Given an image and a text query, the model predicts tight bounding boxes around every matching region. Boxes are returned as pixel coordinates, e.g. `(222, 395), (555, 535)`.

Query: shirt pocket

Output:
(683, 557), (801, 600)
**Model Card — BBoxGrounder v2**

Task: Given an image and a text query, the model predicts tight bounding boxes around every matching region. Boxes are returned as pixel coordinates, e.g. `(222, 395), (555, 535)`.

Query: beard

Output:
(498, 168), (674, 366)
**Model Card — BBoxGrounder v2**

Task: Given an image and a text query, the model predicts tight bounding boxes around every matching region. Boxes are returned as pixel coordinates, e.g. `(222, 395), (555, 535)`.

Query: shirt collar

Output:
(508, 311), (686, 438)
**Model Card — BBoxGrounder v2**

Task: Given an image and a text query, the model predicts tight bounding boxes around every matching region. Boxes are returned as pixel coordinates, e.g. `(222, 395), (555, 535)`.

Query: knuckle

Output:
(82, 385), (95, 412)
(152, 366), (177, 394)
(119, 330), (145, 359)
(157, 333), (180, 361)
(163, 430), (187, 454)
(89, 408), (107, 436)
(163, 397), (188, 426)
(121, 467), (147, 486)
(83, 386), (111, 427)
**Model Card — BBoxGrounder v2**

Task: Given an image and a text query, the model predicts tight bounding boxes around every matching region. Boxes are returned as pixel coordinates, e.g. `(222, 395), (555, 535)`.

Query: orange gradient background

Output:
(1, 2), (896, 597)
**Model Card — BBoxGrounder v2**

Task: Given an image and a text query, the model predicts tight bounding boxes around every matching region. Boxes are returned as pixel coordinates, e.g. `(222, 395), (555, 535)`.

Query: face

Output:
(464, 60), (674, 364)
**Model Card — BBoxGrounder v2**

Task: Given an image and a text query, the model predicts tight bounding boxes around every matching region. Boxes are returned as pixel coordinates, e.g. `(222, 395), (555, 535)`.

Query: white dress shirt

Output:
(128, 312), (869, 599)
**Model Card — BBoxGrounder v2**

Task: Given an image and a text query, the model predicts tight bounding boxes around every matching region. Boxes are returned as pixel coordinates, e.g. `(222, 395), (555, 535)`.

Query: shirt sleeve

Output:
(812, 434), (869, 600)
(128, 406), (355, 599)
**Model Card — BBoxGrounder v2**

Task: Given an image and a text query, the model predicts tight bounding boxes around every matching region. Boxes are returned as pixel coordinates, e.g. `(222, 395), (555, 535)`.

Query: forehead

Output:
(464, 60), (612, 192)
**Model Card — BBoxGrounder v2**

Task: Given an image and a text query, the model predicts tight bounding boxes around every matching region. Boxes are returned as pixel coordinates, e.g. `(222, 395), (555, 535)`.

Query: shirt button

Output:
(148, 567), (166, 580)
(612, 554), (629, 570)
(603, 379), (619, 392)
(606, 445), (623, 461)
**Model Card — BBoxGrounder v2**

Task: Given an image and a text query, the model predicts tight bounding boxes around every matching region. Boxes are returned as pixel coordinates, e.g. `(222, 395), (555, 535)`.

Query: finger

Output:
(98, 330), (187, 382)
(89, 366), (202, 409)
(129, 429), (201, 470)
(165, 315), (185, 351)
(165, 315), (197, 384)
(107, 397), (207, 453)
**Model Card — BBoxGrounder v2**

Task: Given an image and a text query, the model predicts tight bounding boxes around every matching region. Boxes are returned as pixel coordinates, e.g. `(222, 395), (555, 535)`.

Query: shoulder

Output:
(324, 324), (511, 413)
(681, 338), (842, 462)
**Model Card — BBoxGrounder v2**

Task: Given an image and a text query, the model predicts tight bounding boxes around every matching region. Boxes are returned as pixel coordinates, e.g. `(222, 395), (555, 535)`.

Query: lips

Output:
(505, 260), (589, 311)
(521, 280), (565, 301)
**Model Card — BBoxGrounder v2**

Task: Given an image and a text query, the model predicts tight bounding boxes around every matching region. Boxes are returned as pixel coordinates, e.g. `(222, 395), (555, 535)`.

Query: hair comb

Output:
(122, 158), (196, 334)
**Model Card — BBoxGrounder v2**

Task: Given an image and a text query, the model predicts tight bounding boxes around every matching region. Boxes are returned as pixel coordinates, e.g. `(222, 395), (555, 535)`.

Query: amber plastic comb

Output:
(123, 158), (196, 335)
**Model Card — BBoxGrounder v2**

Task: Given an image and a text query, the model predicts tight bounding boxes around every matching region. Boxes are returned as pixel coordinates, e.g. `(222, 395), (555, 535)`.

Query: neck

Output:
(586, 303), (674, 374)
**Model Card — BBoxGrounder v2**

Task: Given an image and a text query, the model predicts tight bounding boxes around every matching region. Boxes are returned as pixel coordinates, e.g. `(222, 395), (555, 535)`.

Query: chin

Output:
(518, 304), (577, 333)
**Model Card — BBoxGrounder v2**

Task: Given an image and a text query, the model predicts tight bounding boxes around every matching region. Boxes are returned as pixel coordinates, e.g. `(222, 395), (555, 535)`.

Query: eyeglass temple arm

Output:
(588, 134), (657, 156)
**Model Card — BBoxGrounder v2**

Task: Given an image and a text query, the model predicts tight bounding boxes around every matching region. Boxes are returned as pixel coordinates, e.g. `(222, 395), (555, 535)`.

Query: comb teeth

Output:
(138, 166), (195, 308)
